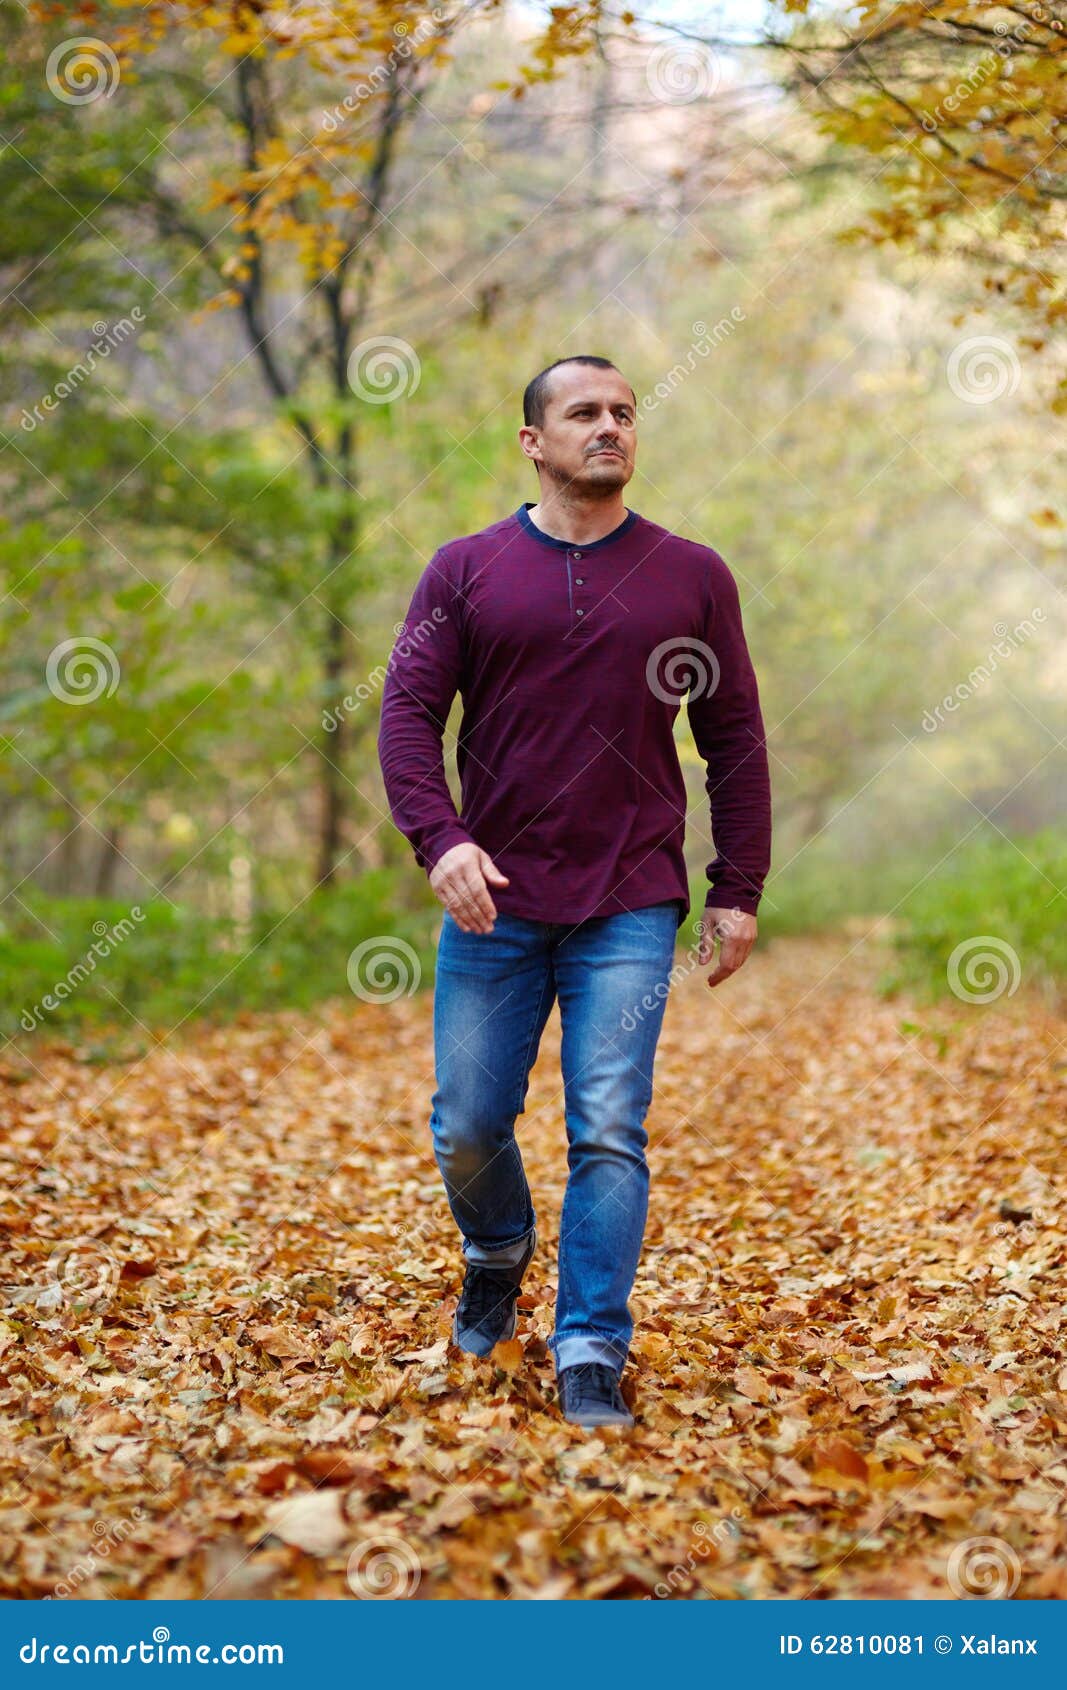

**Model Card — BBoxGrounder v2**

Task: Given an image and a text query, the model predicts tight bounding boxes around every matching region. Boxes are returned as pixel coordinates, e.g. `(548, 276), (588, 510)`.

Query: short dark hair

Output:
(522, 355), (634, 428)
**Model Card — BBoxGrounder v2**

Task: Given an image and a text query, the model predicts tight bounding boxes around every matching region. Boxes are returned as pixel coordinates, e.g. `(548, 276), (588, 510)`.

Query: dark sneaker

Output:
(452, 1230), (536, 1358)
(558, 1362), (635, 1428)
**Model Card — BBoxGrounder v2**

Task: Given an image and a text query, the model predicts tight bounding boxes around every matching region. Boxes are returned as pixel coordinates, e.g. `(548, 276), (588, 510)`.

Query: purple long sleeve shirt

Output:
(377, 502), (772, 931)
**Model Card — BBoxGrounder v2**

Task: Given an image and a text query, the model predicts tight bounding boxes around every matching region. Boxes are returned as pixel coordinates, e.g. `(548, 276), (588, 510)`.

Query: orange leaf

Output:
(810, 1437), (869, 1488)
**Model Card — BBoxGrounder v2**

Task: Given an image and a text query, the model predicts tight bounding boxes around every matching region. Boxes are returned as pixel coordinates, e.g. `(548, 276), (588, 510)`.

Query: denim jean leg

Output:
(548, 904), (678, 1375)
(429, 910), (556, 1270)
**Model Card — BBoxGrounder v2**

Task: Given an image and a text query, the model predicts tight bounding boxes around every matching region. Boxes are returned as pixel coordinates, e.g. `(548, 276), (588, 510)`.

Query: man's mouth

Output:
(591, 448), (623, 458)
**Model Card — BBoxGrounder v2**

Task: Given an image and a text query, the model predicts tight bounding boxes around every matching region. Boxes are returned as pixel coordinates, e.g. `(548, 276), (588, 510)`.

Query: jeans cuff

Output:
(462, 1222), (536, 1274)
(550, 1333), (627, 1375)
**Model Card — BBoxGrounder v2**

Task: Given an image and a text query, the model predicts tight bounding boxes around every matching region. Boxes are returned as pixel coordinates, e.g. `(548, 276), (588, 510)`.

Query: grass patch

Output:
(1, 870), (440, 1050)
(7, 829), (1063, 1049)
(881, 826), (1067, 1008)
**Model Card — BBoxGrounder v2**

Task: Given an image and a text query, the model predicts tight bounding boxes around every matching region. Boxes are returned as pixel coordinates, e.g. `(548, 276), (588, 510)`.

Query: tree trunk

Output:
(316, 601), (351, 889)
(94, 823), (123, 897)
(56, 793), (81, 896)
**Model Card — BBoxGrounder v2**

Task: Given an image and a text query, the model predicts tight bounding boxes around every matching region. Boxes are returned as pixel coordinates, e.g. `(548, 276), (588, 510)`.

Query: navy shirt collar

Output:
(515, 501), (638, 552)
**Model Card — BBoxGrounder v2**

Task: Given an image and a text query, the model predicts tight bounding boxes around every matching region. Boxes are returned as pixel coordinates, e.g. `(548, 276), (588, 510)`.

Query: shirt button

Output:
(576, 607), (584, 615)
(572, 551), (582, 559)
(575, 577), (584, 585)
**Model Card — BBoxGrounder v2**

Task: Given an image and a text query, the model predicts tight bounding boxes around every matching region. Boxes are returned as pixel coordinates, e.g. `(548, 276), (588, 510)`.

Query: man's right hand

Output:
(429, 842), (510, 934)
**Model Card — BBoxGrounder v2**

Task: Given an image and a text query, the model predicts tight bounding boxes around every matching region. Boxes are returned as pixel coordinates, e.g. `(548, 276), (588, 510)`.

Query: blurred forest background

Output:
(1, 0), (1065, 1045)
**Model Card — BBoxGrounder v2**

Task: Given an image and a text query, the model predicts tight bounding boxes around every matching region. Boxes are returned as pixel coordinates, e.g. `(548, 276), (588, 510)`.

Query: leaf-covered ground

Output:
(2, 926), (1066, 1600)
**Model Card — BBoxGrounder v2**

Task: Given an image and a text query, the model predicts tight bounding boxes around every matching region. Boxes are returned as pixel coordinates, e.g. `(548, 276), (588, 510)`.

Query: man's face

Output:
(520, 365), (637, 497)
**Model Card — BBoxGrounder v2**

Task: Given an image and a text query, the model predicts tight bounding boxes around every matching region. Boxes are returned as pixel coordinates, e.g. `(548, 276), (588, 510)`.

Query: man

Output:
(377, 355), (771, 1429)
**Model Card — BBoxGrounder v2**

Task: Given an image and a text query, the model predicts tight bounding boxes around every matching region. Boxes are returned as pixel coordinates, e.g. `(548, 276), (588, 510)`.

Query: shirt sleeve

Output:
(377, 547), (476, 876)
(685, 553), (772, 916)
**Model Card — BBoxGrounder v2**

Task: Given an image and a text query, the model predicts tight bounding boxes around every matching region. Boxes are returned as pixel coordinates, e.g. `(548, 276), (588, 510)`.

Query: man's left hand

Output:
(698, 906), (757, 988)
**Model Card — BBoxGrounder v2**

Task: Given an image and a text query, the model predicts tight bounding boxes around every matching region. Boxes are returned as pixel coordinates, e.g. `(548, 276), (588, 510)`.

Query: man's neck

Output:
(525, 490), (629, 546)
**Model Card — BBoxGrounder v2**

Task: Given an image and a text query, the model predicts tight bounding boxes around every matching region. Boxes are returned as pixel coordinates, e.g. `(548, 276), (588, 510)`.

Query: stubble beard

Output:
(539, 447), (630, 501)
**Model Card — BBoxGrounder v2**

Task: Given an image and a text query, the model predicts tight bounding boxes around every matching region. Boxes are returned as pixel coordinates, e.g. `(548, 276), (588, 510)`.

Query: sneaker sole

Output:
(562, 1408), (635, 1429)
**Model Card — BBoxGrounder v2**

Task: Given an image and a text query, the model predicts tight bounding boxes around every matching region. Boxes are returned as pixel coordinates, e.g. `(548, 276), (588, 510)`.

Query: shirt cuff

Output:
(420, 821), (477, 876)
(704, 887), (762, 917)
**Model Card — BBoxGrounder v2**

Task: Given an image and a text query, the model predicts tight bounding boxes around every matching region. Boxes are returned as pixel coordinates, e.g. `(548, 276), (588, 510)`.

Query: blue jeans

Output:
(428, 901), (680, 1375)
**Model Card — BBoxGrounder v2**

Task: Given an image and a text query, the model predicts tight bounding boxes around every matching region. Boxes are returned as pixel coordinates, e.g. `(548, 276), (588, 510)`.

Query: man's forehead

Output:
(548, 368), (635, 408)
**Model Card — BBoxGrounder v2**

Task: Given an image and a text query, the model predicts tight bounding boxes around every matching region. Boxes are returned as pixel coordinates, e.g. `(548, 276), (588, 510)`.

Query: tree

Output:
(757, 0), (1067, 412)
(19, 0), (625, 888)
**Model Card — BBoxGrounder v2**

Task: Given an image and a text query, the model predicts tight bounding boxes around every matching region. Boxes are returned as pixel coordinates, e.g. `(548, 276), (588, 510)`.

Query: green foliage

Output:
(1, 874), (442, 1048)
(728, 837), (957, 941)
(706, 827), (1067, 1008)
(2, 0), (1064, 1046)
(882, 827), (1067, 1008)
